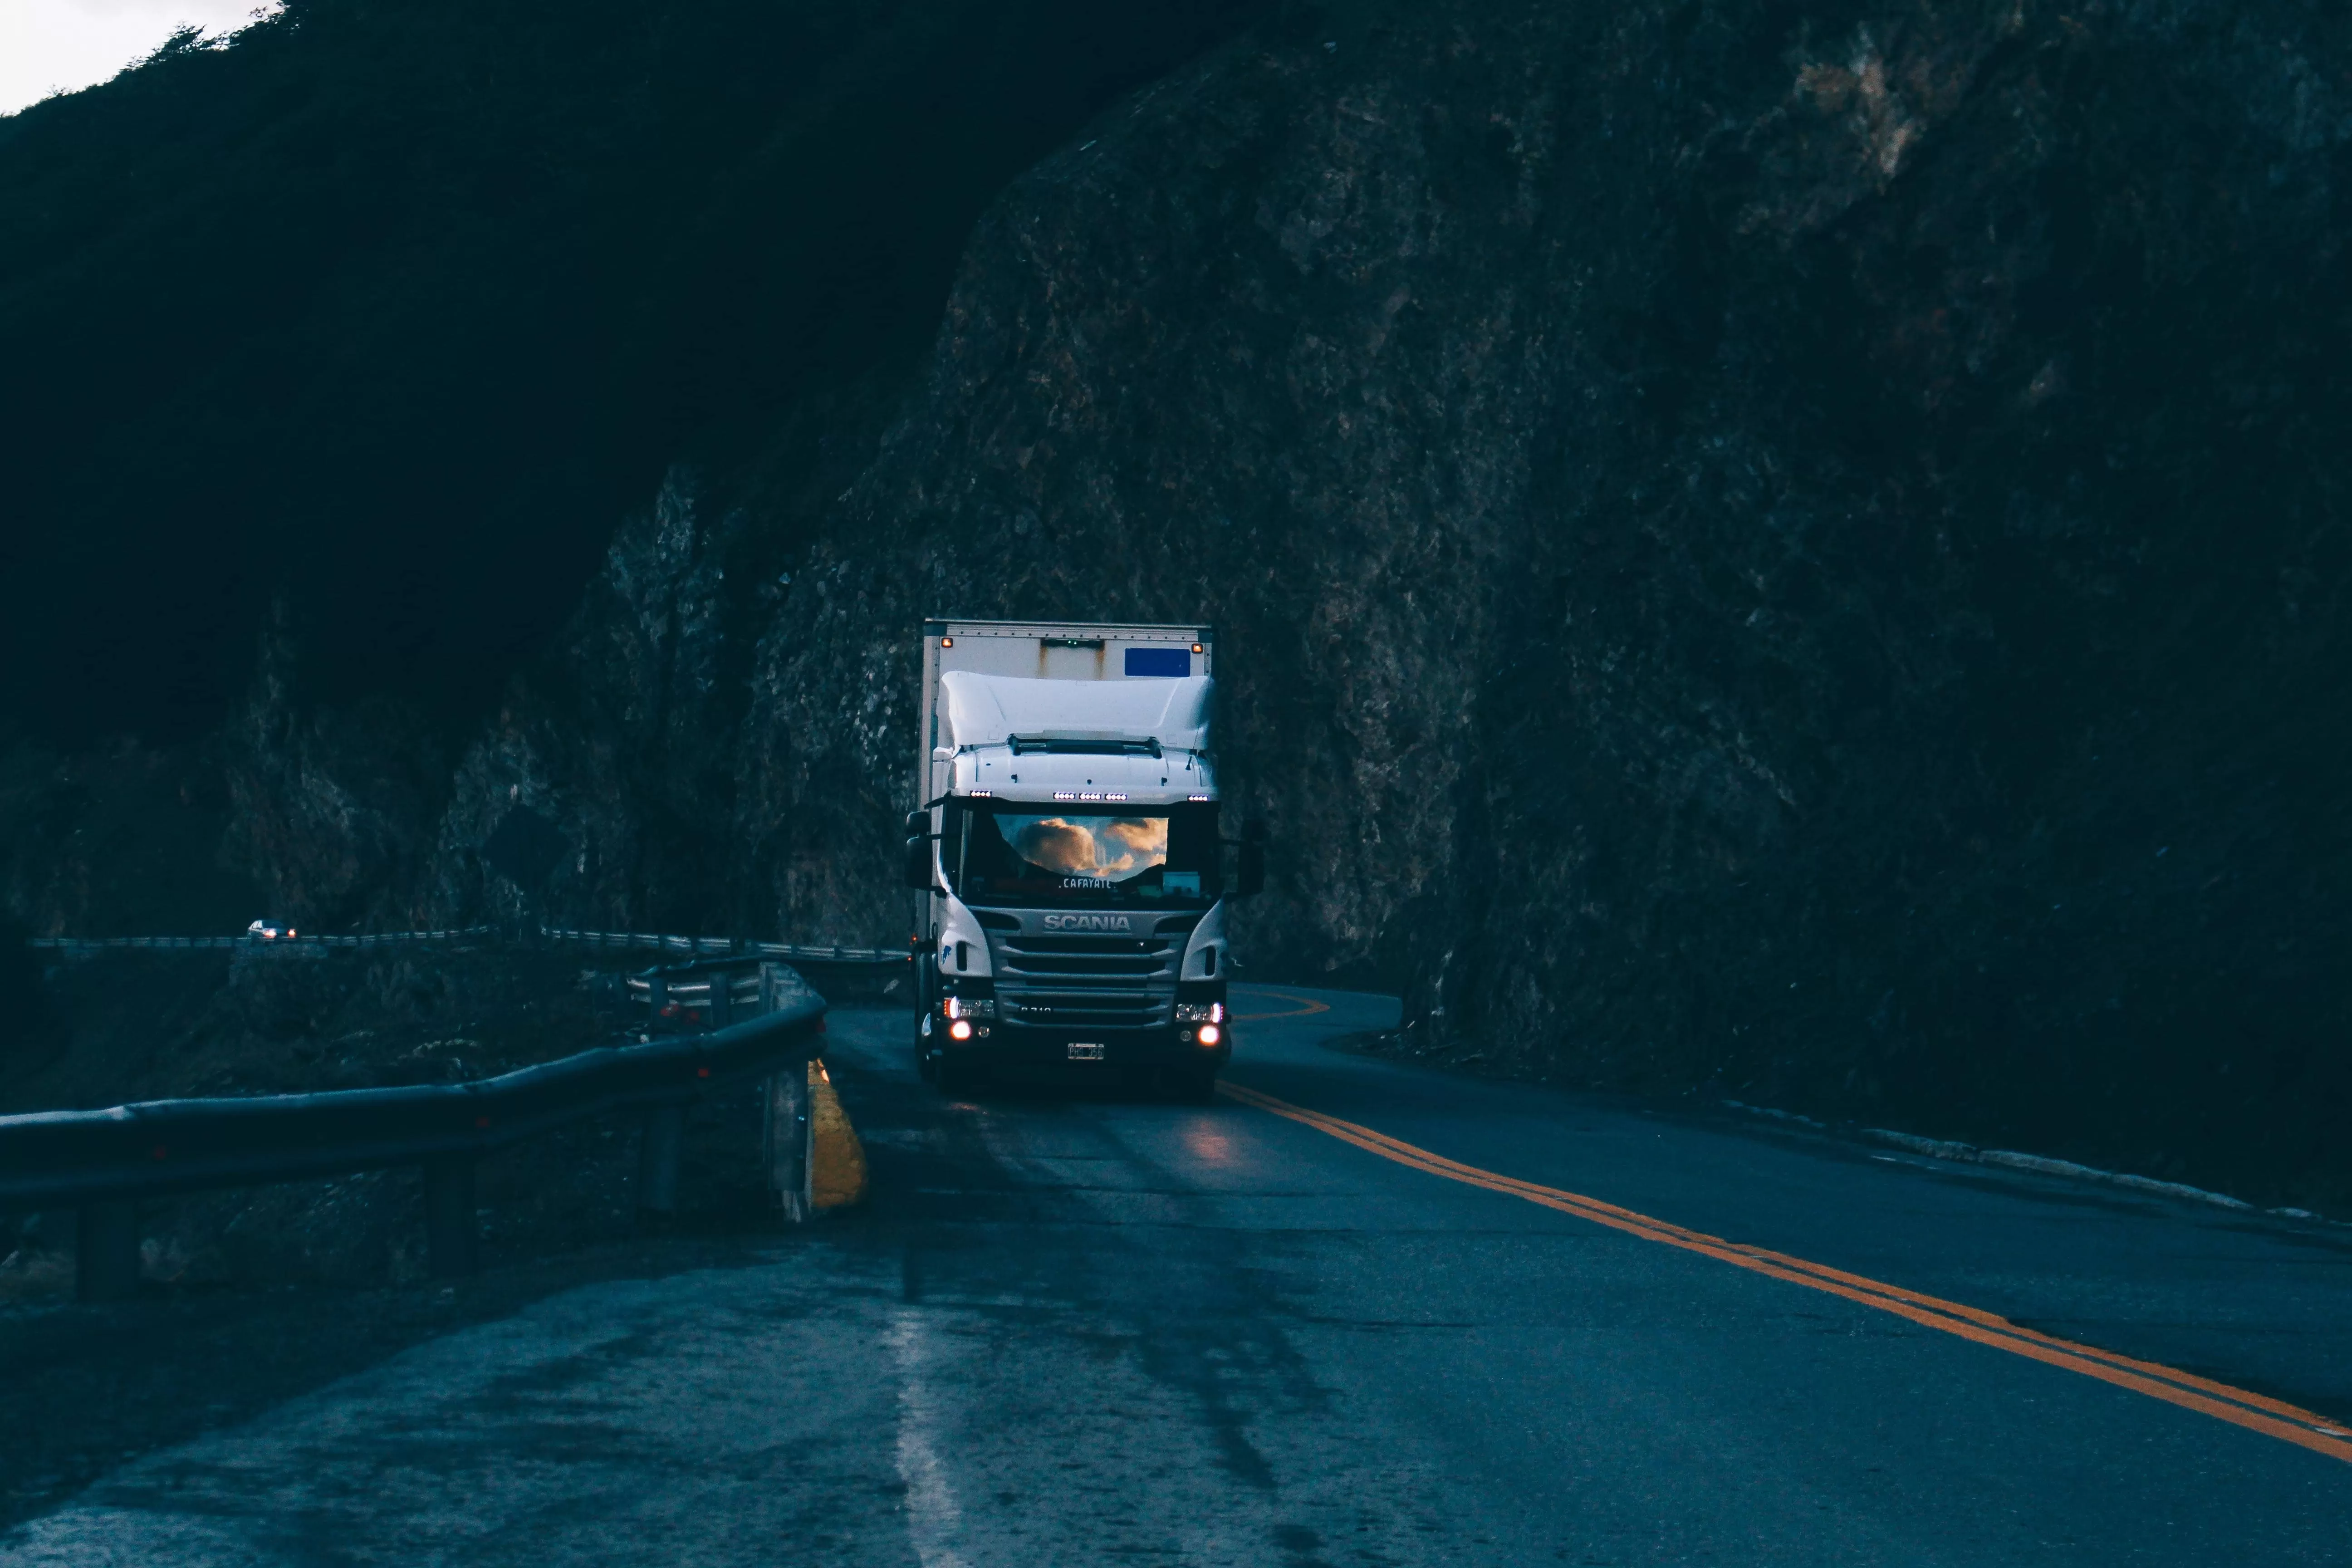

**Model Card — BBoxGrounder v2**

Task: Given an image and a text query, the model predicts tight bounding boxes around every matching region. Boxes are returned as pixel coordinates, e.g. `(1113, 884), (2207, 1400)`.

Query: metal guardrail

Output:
(27, 927), (496, 954)
(0, 962), (828, 1303)
(542, 929), (903, 965)
(25, 927), (904, 966)
(623, 953), (840, 1225)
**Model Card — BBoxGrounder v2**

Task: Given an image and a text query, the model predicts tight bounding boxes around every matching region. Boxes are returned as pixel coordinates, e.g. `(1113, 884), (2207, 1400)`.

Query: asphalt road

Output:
(5, 985), (2350, 1565)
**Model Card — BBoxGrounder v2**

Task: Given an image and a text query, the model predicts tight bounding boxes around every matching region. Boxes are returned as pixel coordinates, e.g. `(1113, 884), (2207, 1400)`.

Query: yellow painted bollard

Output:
(807, 1060), (868, 1210)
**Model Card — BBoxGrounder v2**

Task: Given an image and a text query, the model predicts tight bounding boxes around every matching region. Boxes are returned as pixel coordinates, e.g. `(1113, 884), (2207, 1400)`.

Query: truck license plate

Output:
(1067, 1042), (1105, 1061)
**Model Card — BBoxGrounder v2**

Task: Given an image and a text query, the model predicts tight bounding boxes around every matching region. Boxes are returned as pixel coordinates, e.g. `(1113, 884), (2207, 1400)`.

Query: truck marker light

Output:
(941, 637), (953, 647)
(1188, 794), (1211, 802)
(1192, 643), (1204, 653)
(948, 1019), (974, 1041)
(1198, 1024), (1222, 1045)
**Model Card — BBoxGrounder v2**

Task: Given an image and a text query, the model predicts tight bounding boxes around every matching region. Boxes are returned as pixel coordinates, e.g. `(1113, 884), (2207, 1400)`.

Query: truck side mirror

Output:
(904, 809), (929, 836)
(1235, 839), (1266, 898)
(902, 836), (935, 890)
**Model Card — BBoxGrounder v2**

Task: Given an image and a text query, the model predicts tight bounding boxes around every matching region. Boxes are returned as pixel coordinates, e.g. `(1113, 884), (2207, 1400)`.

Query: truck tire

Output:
(935, 1054), (981, 1099)
(913, 971), (935, 1078)
(1163, 1066), (1219, 1104)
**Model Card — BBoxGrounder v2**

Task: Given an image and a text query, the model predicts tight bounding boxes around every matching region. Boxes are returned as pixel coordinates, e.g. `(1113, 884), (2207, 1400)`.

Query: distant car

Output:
(245, 919), (298, 940)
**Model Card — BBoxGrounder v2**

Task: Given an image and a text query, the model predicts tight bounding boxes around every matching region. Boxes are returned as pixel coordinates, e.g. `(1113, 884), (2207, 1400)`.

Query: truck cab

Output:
(904, 620), (1262, 1098)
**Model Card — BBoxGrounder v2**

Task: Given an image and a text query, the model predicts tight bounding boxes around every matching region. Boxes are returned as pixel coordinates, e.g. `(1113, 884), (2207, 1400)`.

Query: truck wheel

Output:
(1164, 1067), (1219, 1104)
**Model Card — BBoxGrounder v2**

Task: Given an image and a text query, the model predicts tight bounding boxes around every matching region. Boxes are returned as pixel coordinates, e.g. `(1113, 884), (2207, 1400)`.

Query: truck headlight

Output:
(1175, 1002), (1225, 1024)
(944, 996), (995, 1021)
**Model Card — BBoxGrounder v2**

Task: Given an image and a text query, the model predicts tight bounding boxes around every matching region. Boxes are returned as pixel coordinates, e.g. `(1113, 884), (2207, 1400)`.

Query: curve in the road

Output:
(1217, 1077), (2352, 1465)
(1228, 988), (1329, 1021)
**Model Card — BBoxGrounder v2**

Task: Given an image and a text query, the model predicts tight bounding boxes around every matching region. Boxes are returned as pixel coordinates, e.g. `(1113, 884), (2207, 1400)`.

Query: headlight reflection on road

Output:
(1182, 1126), (1237, 1164)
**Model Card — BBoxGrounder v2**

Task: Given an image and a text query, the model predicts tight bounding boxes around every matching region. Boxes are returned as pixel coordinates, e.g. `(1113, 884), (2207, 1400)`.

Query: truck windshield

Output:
(946, 802), (1221, 906)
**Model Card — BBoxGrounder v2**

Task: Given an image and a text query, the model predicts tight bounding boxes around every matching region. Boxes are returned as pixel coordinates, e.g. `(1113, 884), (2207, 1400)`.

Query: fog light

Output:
(948, 1019), (974, 1041)
(1197, 1023), (1221, 1046)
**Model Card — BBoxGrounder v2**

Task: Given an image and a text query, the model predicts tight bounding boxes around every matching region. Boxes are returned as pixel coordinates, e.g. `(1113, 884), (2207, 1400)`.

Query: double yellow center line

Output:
(1216, 1079), (2352, 1465)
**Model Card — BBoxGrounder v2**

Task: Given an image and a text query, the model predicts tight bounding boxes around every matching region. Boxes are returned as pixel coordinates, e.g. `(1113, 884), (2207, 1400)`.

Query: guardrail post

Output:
(646, 975), (667, 1027)
(75, 1200), (140, 1303)
(707, 974), (733, 1029)
(765, 1068), (812, 1223)
(424, 1158), (478, 1277)
(638, 1103), (683, 1216)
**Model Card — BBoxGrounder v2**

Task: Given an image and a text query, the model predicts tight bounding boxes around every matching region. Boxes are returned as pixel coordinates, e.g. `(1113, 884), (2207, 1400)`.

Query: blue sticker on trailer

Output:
(1124, 647), (1191, 677)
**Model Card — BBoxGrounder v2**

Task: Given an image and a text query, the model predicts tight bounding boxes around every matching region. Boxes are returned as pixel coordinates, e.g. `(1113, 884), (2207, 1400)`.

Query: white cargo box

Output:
(917, 620), (1214, 805)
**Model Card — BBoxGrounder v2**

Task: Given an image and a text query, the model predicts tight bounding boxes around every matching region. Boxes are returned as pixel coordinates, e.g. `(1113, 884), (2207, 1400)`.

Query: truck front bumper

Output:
(941, 1021), (1230, 1074)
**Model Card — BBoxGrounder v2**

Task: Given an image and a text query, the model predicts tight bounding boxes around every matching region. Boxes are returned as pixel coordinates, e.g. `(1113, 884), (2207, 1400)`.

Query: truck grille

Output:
(991, 932), (1179, 1029)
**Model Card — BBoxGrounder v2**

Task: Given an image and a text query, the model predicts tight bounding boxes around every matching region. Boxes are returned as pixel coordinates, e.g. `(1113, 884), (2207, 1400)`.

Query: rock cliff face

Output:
(17, 0), (2352, 1202)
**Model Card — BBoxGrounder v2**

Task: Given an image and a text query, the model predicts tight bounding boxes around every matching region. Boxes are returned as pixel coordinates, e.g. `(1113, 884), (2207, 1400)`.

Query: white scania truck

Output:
(903, 619), (1263, 1098)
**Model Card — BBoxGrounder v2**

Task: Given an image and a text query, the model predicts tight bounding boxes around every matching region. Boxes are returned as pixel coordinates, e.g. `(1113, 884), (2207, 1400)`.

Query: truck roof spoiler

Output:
(1006, 733), (1163, 758)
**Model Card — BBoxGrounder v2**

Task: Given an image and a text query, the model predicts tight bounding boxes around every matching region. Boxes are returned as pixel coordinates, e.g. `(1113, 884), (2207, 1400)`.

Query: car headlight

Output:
(1175, 1002), (1225, 1024)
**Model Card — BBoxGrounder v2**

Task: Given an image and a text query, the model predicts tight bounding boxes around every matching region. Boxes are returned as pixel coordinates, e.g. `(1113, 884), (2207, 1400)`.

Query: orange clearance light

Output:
(948, 1019), (974, 1041)
(941, 637), (954, 647)
(1198, 1024), (1222, 1046)
(1192, 643), (1204, 654)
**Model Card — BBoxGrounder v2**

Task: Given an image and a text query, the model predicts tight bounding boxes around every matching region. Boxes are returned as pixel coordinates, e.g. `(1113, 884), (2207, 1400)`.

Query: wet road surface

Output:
(5, 985), (2350, 1564)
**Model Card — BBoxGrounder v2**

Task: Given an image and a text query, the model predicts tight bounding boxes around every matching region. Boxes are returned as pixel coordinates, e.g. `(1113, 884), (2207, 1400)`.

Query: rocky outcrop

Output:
(221, 607), (450, 929)
(426, 473), (741, 933)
